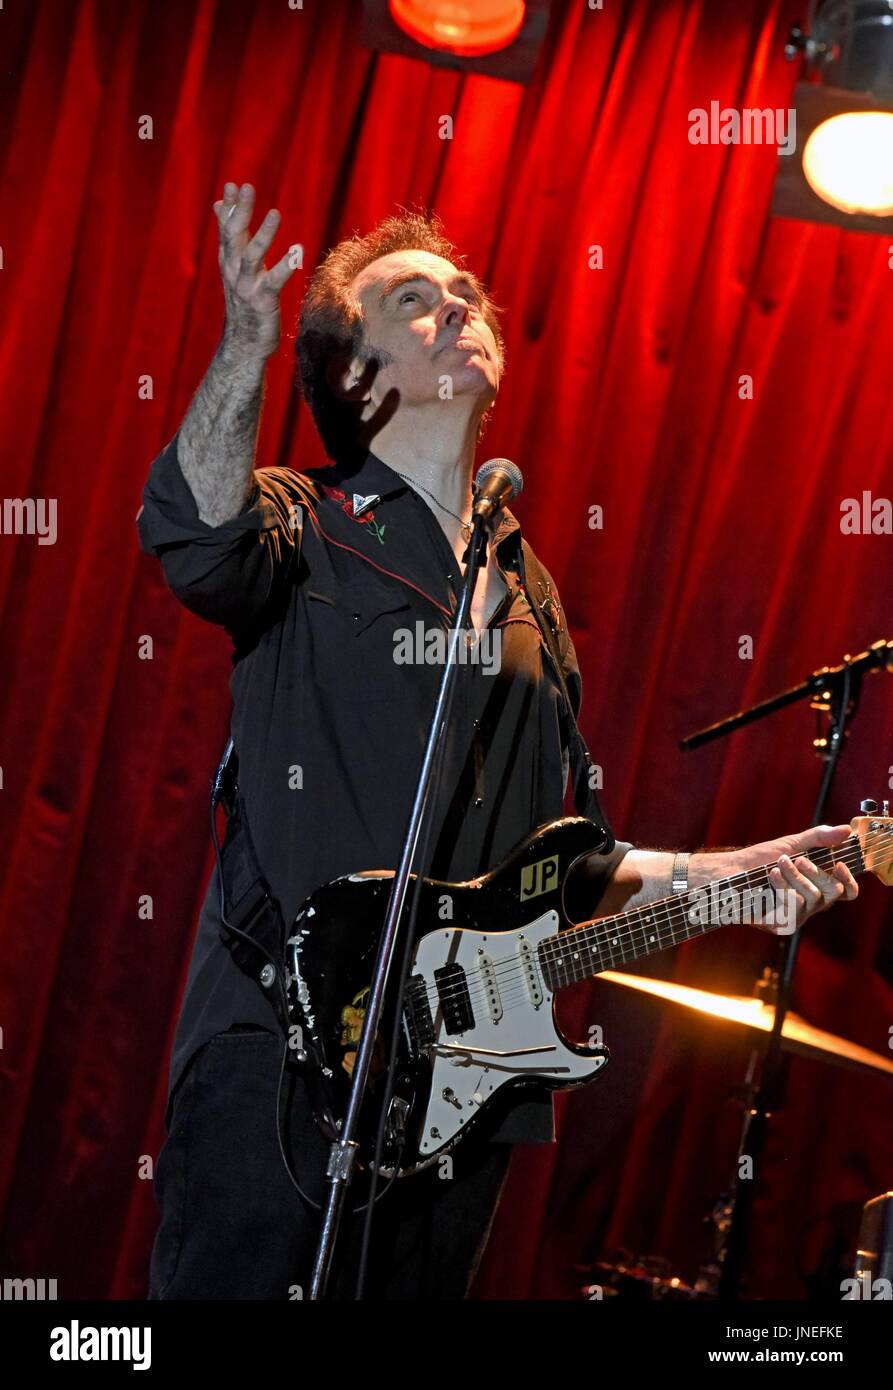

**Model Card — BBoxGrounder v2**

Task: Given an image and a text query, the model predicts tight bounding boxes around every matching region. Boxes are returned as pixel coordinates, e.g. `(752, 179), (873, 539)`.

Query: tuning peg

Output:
(860, 799), (878, 814)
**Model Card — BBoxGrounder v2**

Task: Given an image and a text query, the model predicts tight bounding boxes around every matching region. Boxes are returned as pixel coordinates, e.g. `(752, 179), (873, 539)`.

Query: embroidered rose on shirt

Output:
(320, 484), (387, 544)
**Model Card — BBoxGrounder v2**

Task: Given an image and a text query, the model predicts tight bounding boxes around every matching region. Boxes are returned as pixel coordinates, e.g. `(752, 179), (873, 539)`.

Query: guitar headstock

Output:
(851, 800), (893, 886)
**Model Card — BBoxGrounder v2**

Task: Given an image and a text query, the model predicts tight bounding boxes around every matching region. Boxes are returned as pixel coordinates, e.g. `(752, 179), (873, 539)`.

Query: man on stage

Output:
(137, 181), (857, 1300)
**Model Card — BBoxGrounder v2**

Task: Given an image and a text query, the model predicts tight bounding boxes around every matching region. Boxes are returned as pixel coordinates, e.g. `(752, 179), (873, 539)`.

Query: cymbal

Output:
(599, 971), (893, 1078)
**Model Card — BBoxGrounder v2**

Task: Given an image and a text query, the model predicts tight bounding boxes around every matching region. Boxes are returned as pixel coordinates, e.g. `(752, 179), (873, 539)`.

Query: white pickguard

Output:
(412, 911), (608, 1157)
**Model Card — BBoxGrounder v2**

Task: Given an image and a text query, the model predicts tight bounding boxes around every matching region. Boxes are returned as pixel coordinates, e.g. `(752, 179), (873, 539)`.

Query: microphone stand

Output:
(308, 505), (494, 1300)
(680, 638), (893, 1300)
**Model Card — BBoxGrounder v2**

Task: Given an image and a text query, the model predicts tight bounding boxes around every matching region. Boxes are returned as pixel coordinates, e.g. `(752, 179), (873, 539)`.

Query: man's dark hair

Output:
(296, 208), (506, 460)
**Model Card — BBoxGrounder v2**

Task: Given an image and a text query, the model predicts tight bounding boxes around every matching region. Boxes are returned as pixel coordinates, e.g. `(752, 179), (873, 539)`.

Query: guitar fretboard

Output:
(537, 839), (864, 993)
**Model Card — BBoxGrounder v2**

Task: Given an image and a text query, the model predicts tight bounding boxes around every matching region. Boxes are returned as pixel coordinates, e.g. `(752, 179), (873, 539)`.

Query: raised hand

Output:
(170, 182), (297, 526)
(213, 181), (297, 362)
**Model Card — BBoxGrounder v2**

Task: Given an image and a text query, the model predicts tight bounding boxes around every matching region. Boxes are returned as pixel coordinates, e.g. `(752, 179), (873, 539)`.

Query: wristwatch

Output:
(671, 851), (690, 894)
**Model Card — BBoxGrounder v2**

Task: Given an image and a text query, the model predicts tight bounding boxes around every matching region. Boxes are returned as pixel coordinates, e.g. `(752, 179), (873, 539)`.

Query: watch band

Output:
(671, 851), (690, 894)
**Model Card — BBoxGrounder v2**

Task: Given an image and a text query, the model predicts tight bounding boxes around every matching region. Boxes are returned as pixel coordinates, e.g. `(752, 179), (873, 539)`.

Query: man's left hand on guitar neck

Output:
(590, 823), (859, 934)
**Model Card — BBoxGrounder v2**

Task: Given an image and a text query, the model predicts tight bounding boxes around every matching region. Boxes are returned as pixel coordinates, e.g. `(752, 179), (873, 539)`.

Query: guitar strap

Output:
(516, 538), (616, 856)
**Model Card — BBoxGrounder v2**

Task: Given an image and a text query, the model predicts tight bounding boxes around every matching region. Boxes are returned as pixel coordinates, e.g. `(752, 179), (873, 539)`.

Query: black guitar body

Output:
(284, 817), (610, 1176)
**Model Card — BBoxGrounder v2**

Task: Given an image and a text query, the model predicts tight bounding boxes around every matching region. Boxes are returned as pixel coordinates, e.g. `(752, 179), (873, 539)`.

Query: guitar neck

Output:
(538, 835), (866, 992)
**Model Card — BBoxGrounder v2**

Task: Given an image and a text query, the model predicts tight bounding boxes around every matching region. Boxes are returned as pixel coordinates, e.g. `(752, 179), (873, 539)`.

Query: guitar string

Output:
(404, 835), (883, 1020)
(425, 834), (879, 1011)
(411, 838), (871, 1014)
(420, 836), (887, 1027)
(294, 837), (883, 1036)
(409, 839), (874, 1019)
(425, 841), (880, 1020)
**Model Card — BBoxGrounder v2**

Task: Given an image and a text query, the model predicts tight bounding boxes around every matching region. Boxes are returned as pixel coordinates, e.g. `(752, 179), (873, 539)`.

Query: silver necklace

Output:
(392, 468), (474, 541)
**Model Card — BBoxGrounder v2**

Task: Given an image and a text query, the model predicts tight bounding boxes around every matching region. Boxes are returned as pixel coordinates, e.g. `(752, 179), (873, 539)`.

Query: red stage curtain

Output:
(1, 0), (891, 1300)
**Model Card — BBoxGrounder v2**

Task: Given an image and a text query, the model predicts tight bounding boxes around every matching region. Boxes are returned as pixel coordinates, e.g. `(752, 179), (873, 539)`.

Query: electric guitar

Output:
(284, 806), (893, 1176)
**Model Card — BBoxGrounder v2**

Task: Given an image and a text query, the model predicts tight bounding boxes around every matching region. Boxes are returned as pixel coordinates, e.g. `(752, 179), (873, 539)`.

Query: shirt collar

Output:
(319, 448), (523, 561)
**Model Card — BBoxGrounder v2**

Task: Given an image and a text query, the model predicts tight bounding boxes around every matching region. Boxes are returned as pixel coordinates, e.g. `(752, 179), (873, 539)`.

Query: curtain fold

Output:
(1, 0), (890, 1299)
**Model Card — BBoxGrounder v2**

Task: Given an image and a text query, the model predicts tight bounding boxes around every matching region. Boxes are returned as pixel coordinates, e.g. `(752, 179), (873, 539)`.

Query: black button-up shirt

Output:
(136, 435), (631, 1142)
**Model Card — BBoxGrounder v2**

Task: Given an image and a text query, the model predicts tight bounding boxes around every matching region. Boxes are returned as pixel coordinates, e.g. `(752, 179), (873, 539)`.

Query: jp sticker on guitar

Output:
(284, 808), (891, 1177)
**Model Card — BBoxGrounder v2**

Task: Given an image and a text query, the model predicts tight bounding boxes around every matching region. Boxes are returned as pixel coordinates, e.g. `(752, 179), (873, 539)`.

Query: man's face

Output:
(347, 250), (502, 415)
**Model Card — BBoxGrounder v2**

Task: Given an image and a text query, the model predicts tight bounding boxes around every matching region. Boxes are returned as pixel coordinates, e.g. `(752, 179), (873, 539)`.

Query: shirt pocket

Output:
(305, 573), (422, 701)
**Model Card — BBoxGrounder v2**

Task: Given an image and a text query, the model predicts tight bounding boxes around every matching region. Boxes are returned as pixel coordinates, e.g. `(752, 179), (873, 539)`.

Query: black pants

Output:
(148, 1026), (513, 1300)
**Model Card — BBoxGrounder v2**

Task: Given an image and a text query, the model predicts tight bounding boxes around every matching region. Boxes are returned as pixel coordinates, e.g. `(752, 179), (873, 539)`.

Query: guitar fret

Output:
(537, 832), (867, 992)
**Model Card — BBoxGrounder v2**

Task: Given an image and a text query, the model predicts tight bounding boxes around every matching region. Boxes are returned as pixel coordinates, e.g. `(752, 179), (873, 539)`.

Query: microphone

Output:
(472, 458), (523, 523)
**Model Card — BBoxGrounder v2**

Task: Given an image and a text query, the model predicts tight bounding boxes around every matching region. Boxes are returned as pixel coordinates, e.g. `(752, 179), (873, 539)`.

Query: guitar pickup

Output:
(519, 937), (543, 1007)
(434, 963), (475, 1035)
(479, 953), (503, 1023)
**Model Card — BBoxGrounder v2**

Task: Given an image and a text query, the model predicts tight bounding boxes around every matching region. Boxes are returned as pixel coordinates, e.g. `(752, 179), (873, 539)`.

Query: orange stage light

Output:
(388, 0), (526, 57)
